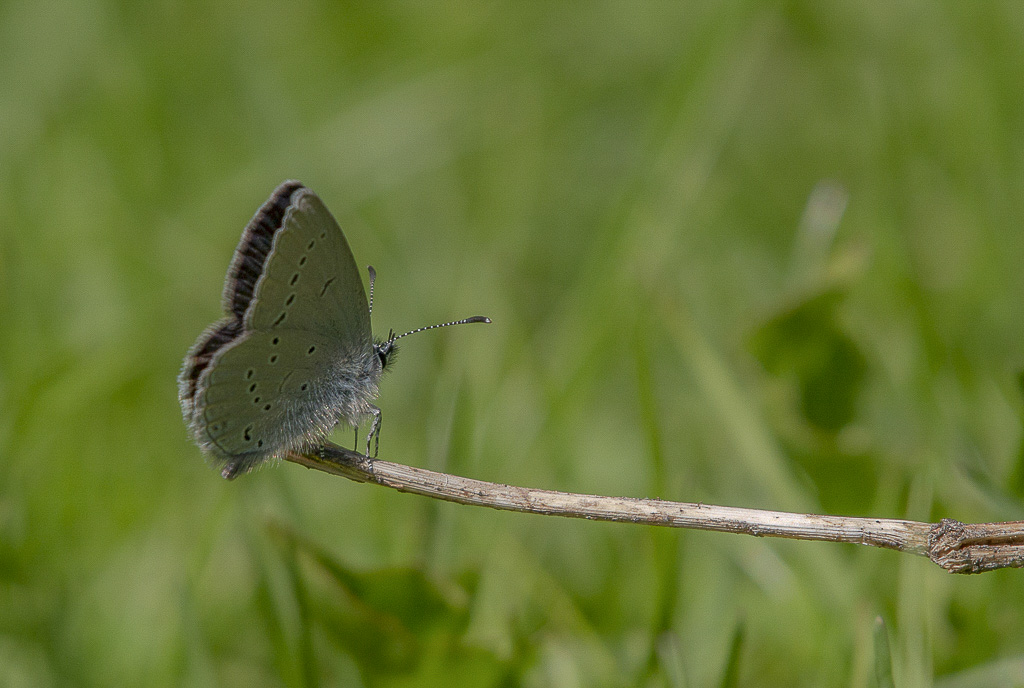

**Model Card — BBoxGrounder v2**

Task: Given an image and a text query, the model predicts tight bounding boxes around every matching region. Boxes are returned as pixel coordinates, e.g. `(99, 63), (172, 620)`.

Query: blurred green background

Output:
(3, 1), (1024, 686)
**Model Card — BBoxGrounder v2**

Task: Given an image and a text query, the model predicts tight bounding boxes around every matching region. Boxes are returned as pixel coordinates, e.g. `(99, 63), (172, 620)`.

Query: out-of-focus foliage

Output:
(2, 1), (1024, 686)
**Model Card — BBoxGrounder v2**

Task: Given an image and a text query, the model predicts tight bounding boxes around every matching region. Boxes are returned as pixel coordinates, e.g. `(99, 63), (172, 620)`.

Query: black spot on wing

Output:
(225, 181), (305, 319)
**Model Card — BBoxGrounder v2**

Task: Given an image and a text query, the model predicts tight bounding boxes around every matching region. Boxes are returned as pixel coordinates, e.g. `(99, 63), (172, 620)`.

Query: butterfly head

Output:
(374, 330), (398, 371)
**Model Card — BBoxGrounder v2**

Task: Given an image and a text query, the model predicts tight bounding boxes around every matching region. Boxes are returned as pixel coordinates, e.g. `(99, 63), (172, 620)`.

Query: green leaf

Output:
(748, 289), (866, 432)
(719, 620), (746, 688)
(267, 522), (467, 677)
(873, 616), (895, 688)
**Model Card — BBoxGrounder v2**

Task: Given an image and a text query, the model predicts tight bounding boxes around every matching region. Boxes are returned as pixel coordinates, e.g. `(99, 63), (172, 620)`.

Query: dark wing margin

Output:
(180, 180), (305, 419)
(222, 180), (306, 319)
(178, 318), (242, 418)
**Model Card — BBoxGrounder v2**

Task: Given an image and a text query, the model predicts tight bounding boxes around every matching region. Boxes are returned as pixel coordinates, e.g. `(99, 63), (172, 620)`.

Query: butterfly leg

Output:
(366, 405), (382, 457)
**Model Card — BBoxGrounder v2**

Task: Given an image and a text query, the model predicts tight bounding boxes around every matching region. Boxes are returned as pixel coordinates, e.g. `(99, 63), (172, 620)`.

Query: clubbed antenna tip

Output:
(392, 315), (492, 341)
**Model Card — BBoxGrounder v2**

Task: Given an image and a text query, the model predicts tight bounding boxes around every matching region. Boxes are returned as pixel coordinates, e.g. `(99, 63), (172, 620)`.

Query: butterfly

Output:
(178, 181), (489, 479)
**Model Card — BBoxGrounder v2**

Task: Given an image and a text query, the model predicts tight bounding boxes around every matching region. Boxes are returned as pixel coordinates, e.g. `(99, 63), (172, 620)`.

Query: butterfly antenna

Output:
(392, 316), (492, 341)
(367, 266), (377, 316)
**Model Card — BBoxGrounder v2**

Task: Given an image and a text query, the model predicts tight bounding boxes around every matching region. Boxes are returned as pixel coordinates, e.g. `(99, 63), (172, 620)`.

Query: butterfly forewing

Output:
(244, 189), (372, 349)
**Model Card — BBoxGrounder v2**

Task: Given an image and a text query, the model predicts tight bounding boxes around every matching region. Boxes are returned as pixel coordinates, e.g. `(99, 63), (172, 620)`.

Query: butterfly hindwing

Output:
(191, 329), (344, 463)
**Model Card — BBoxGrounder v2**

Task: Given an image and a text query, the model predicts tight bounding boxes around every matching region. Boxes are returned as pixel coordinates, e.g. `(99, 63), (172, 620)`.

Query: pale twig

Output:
(285, 442), (1024, 575)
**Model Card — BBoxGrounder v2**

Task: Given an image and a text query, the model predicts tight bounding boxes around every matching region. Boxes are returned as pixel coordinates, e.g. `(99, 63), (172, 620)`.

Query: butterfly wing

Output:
(180, 182), (380, 477)
(189, 329), (376, 476)
(241, 186), (373, 348)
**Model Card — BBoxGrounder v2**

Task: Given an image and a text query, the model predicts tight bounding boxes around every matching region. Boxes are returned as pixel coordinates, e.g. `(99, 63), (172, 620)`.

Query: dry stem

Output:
(284, 442), (1024, 574)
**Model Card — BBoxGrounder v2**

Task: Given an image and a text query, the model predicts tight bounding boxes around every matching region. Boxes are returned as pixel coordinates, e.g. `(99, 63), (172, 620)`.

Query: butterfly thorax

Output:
(320, 342), (385, 431)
